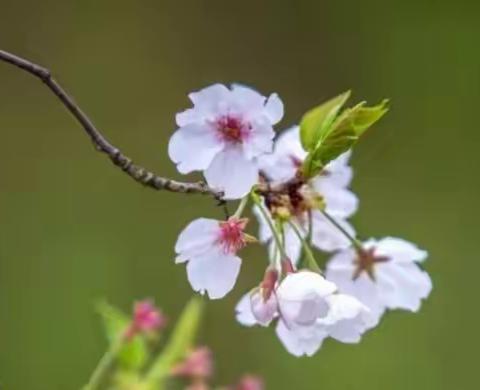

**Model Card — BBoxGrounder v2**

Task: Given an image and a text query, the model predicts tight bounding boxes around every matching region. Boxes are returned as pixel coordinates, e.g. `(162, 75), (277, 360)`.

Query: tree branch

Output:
(0, 49), (223, 199)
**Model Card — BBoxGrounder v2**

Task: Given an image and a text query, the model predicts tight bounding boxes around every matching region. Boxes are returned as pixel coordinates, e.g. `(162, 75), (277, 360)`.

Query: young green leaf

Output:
(145, 297), (204, 383)
(96, 301), (149, 371)
(302, 99), (389, 178)
(300, 91), (351, 151)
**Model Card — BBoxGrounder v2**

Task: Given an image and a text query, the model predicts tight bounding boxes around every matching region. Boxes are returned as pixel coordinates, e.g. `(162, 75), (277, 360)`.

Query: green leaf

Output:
(302, 99), (389, 178)
(300, 91), (351, 151)
(145, 297), (204, 384)
(96, 301), (149, 371)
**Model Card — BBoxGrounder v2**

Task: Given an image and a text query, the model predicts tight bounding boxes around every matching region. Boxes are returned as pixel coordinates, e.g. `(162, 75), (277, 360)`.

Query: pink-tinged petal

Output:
(188, 84), (230, 114)
(275, 320), (326, 357)
(235, 293), (258, 327)
(311, 212), (356, 252)
(186, 253), (241, 299)
(168, 124), (223, 174)
(377, 262), (432, 312)
(175, 218), (220, 262)
(375, 237), (428, 263)
(205, 147), (259, 199)
(264, 93), (284, 124)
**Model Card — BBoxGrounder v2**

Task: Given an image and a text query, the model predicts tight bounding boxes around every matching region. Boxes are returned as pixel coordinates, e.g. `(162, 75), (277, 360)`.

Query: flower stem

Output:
(232, 196), (249, 219)
(83, 333), (125, 390)
(251, 194), (288, 261)
(287, 220), (321, 273)
(320, 210), (363, 250)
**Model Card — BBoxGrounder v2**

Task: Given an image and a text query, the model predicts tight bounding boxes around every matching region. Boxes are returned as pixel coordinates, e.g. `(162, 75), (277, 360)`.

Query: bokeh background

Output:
(0, 0), (478, 389)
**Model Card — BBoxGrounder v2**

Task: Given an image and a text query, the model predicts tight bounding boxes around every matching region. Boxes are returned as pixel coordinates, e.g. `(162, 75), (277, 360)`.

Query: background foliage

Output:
(0, 0), (478, 389)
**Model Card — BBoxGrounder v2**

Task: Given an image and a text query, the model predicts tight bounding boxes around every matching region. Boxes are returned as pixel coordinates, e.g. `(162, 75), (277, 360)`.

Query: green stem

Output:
(232, 196), (249, 219)
(287, 220), (321, 273)
(251, 194), (288, 261)
(320, 210), (362, 250)
(83, 333), (125, 390)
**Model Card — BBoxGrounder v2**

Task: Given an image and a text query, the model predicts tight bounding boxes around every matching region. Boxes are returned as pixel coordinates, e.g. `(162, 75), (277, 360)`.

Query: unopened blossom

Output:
(175, 217), (254, 299)
(234, 375), (264, 390)
(326, 237), (432, 325)
(171, 347), (214, 380)
(169, 84), (284, 199)
(125, 299), (166, 338)
(254, 126), (357, 262)
(236, 271), (372, 357)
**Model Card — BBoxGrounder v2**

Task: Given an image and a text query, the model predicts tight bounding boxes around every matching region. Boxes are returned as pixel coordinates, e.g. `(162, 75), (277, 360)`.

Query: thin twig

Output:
(0, 49), (224, 199)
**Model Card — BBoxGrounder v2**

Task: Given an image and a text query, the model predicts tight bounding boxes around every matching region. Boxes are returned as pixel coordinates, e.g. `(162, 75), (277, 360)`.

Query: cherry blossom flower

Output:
(169, 84), (284, 199)
(175, 217), (253, 299)
(325, 237), (432, 326)
(235, 271), (373, 357)
(254, 126), (357, 263)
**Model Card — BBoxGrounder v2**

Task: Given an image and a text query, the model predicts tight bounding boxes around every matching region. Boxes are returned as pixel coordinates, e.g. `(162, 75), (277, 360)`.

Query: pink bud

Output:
(235, 375), (264, 390)
(126, 299), (167, 339)
(260, 267), (278, 301)
(281, 258), (295, 274)
(171, 347), (214, 379)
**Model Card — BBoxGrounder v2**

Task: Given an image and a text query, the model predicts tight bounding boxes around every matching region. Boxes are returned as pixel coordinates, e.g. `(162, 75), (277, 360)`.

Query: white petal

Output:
(320, 184), (358, 218)
(276, 320), (326, 357)
(264, 93), (284, 124)
(175, 218), (220, 262)
(377, 262), (432, 312)
(259, 126), (306, 182)
(325, 263), (385, 327)
(205, 146), (259, 199)
(277, 271), (337, 328)
(168, 124), (223, 174)
(282, 224), (303, 264)
(322, 151), (354, 187)
(186, 253), (241, 299)
(230, 84), (266, 114)
(235, 293), (258, 327)
(251, 289), (278, 326)
(252, 205), (273, 243)
(375, 237), (428, 263)
(321, 294), (373, 343)
(311, 212), (356, 252)
(188, 84), (230, 114)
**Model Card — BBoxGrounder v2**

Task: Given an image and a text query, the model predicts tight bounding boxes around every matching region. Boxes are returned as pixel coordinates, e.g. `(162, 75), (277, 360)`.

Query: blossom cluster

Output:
(170, 84), (432, 357)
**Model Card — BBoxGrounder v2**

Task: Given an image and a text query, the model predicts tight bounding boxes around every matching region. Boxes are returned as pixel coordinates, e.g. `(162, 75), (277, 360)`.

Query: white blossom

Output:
(254, 127), (357, 263)
(325, 237), (432, 325)
(169, 84), (284, 199)
(175, 217), (251, 299)
(235, 271), (373, 357)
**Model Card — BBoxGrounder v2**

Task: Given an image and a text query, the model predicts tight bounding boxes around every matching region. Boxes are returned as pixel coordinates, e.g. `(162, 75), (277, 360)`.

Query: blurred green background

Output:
(0, 0), (478, 389)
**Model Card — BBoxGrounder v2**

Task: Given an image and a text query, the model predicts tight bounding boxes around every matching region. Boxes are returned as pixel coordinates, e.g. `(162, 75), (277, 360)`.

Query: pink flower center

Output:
(216, 115), (251, 143)
(353, 247), (390, 281)
(218, 218), (248, 254)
